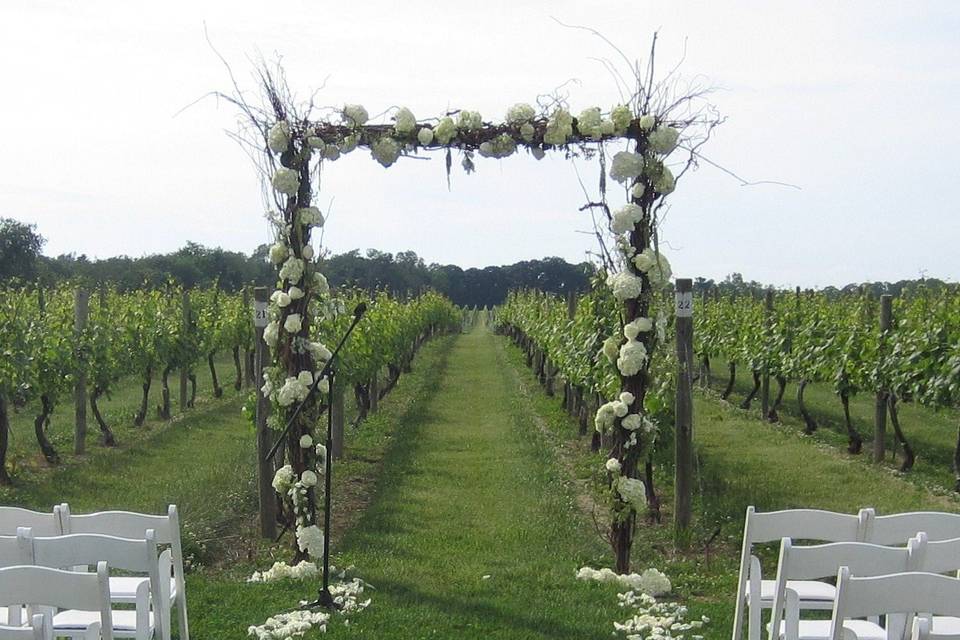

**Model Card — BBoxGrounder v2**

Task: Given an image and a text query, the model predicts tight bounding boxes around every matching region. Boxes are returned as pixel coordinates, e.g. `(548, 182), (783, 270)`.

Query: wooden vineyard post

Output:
(761, 289), (774, 420)
(253, 287), (277, 539)
(74, 288), (89, 455)
(179, 291), (190, 412)
(674, 278), (694, 535)
(874, 295), (893, 463)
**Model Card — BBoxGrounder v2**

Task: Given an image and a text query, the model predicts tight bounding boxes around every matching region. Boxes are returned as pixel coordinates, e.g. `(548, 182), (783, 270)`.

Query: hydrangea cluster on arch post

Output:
(596, 111), (678, 574)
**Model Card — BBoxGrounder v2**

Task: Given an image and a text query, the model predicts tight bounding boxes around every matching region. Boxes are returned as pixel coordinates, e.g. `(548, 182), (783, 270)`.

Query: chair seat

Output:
(770, 619), (886, 640)
(752, 579), (837, 606)
(53, 609), (154, 636)
(0, 607), (27, 625)
(931, 617), (960, 634)
(109, 576), (177, 601)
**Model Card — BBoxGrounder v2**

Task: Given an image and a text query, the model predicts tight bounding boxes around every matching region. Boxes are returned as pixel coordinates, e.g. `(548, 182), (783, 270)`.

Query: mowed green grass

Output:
(706, 357), (960, 494)
(499, 337), (960, 640)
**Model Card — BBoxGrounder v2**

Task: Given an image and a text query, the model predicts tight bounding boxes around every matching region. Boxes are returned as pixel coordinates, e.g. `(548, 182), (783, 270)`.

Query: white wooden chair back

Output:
(25, 530), (158, 577)
(0, 563), (113, 640)
(0, 532), (23, 569)
(865, 512), (960, 545)
(830, 569), (960, 640)
(909, 533), (960, 575)
(733, 506), (870, 640)
(0, 613), (51, 640)
(0, 508), (60, 538)
(770, 538), (913, 640)
(912, 616), (960, 640)
(59, 504), (188, 640)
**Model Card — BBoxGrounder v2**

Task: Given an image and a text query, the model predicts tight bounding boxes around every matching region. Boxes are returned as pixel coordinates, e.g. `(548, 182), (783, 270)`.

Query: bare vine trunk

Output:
(644, 458), (661, 523)
(839, 390), (863, 454)
(35, 395), (60, 464)
(232, 346), (243, 391)
(159, 365), (172, 419)
(721, 362), (736, 400)
(0, 395), (10, 484)
(797, 380), (817, 433)
(739, 369), (761, 410)
(188, 373), (197, 408)
(353, 383), (370, 426)
(701, 354), (711, 389)
(134, 366), (151, 427)
(887, 394), (914, 472)
(768, 375), (786, 422)
(379, 364), (403, 400)
(208, 352), (223, 398)
(90, 386), (117, 447)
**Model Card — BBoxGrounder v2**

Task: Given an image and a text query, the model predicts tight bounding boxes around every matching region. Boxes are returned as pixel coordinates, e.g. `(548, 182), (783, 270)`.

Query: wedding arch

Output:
(227, 43), (720, 589)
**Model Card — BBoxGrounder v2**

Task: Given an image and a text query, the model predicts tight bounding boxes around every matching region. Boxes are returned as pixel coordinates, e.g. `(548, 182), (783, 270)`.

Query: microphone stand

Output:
(263, 302), (367, 611)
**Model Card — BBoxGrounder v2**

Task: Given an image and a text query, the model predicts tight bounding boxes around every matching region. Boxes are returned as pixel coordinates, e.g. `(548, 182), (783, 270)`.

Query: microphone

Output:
(353, 302), (367, 320)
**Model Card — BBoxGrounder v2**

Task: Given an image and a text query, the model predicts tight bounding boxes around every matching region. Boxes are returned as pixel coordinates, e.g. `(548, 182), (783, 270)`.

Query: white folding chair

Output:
(830, 569), (960, 640)
(59, 506), (186, 640)
(864, 512), (960, 545)
(23, 530), (161, 640)
(906, 534), (960, 638)
(0, 508), (61, 537)
(0, 532), (27, 627)
(914, 616), (960, 640)
(769, 537), (914, 640)
(733, 507), (871, 640)
(0, 563), (113, 640)
(0, 614), (51, 640)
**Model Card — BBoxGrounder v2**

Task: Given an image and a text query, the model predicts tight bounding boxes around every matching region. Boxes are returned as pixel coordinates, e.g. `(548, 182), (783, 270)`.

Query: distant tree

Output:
(0, 218), (44, 281)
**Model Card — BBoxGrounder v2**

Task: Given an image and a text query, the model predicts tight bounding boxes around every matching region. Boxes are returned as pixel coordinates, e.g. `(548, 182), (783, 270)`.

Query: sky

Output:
(0, 1), (957, 288)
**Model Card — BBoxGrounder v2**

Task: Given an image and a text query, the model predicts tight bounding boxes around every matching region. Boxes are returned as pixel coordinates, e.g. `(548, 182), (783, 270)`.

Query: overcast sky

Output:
(1, 1), (957, 287)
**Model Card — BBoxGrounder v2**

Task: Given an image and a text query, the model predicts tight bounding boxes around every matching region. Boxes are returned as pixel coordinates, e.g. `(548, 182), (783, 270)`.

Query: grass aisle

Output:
(323, 326), (621, 639)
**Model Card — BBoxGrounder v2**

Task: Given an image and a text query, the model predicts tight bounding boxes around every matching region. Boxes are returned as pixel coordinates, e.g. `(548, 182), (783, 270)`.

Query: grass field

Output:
(4, 326), (959, 639)
(705, 357), (960, 495)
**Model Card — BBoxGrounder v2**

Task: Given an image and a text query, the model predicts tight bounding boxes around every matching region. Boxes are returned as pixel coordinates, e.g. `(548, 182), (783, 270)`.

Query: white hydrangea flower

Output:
(340, 134), (360, 154)
(601, 119), (615, 136)
(611, 203), (644, 235)
(271, 168), (300, 195)
(617, 476), (647, 510)
(248, 560), (318, 584)
(634, 248), (672, 287)
(314, 272), (330, 295)
(610, 151), (645, 184)
(654, 165), (676, 194)
(611, 104), (633, 135)
(299, 434), (313, 449)
(577, 107), (603, 140)
(595, 402), (617, 433)
(632, 183), (646, 199)
(622, 413), (644, 431)
(478, 134), (516, 159)
(417, 127), (434, 145)
(639, 114), (656, 131)
(457, 110), (482, 131)
(612, 400), (629, 418)
(272, 465), (295, 493)
(297, 206), (324, 228)
(605, 458), (622, 474)
(607, 270), (644, 302)
(302, 245), (315, 260)
(306, 136), (325, 151)
(322, 144), (341, 161)
(619, 391), (635, 405)
(308, 341), (332, 362)
(297, 370), (313, 388)
(280, 257), (305, 284)
(371, 136), (401, 167)
(519, 122), (535, 142)
(342, 104), (369, 127)
(284, 313), (302, 334)
(269, 242), (288, 264)
(296, 524), (325, 559)
(277, 376), (307, 407)
(300, 470), (318, 487)
(268, 121), (291, 154)
(316, 443), (327, 460)
(506, 103), (535, 125)
(624, 317), (653, 339)
(648, 126), (680, 155)
(434, 117), (457, 144)
(263, 321), (279, 348)
(394, 107), (416, 135)
(618, 339), (648, 376)
(543, 108), (574, 145)
(270, 290), (291, 308)
(288, 286), (304, 300)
